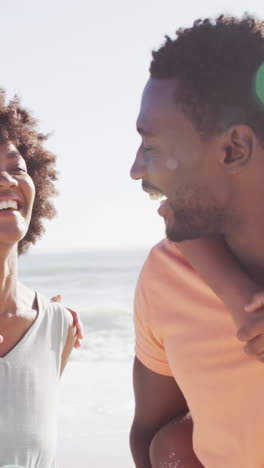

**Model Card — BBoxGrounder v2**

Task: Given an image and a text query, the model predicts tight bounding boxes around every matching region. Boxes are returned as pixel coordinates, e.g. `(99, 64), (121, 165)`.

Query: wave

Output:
(18, 249), (144, 364)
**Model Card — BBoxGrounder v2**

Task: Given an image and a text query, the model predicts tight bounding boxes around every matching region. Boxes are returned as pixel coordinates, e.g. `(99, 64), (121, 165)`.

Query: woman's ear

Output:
(221, 125), (256, 173)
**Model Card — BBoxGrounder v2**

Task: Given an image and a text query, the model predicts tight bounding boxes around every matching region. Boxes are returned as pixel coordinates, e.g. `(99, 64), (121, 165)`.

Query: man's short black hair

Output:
(150, 14), (264, 144)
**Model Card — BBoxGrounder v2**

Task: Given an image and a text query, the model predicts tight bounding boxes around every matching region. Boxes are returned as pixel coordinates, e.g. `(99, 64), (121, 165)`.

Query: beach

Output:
(57, 361), (134, 467)
(19, 248), (148, 467)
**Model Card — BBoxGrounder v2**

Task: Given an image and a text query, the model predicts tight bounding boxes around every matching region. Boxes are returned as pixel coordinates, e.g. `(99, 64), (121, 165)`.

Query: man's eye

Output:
(143, 146), (154, 152)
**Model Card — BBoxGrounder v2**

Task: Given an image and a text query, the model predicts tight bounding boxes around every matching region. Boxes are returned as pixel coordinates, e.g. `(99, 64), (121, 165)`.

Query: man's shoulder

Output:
(149, 238), (185, 259)
(143, 238), (194, 277)
(137, 238), (216, 300)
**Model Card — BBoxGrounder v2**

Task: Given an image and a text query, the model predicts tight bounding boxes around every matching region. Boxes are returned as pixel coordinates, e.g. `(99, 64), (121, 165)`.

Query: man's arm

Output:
(130, 357), (188, 468)
(51, 294), (84, 348)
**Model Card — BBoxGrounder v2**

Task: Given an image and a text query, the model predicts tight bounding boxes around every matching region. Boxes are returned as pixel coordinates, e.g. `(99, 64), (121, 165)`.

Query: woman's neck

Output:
(0, 245), (19, 316)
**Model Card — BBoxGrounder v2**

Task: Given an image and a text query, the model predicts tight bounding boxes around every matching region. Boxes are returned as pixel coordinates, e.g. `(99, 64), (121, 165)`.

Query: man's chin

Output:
(165, 224), (198, 243)
(163, 210), (196, 242)
(165, 227), (186, 243)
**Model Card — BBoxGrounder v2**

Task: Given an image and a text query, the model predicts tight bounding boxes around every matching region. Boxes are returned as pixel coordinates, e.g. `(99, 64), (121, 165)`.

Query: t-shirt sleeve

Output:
(49, 301), (73, 356)
(37, 292), (74, 378)
(134, 264), (173, 377)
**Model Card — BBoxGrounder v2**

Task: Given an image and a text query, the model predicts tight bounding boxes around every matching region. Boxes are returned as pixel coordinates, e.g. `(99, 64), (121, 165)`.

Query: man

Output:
(130, 14), (264, 468)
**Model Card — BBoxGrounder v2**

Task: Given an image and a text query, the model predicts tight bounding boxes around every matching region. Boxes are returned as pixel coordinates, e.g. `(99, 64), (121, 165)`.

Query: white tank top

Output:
(0, 291), (72, 468)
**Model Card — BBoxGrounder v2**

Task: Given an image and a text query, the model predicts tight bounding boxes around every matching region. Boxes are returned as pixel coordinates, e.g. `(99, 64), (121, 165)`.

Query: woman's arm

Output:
(177, 235), (262, 327)
(60, 324), (77, 376)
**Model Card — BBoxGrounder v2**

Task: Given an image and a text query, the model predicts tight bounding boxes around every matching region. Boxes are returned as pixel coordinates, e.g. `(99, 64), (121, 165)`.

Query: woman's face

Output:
(0, 142), (35, 249)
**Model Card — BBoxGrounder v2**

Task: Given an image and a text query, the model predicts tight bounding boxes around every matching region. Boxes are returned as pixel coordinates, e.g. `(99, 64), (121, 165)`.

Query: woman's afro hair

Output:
(0, 91), (57, 254)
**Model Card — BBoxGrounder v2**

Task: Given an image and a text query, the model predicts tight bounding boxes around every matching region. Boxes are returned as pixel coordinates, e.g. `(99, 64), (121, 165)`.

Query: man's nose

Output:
(130, 148), (145, 180)
(0, 171), (18, 188)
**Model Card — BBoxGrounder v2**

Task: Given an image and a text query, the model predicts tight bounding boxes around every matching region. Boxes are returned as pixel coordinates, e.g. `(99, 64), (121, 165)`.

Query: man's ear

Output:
(220, 125), (256, 173)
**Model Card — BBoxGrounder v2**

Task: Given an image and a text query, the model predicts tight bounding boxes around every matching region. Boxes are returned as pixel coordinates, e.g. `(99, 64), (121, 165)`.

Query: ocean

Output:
(19, 248), (149, 363)
(18, 248), (150, 467)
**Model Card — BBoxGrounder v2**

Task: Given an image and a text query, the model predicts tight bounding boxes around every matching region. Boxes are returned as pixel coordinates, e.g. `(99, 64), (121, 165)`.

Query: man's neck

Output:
(224, 207), (264, 285)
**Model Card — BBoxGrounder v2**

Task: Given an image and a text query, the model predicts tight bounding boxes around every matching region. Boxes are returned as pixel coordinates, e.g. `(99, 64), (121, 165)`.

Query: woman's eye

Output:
(11, 167), (27, 174)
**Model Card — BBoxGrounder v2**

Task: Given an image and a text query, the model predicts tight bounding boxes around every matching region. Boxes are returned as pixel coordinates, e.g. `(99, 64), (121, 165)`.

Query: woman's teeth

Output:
(0, 200), (18, 211)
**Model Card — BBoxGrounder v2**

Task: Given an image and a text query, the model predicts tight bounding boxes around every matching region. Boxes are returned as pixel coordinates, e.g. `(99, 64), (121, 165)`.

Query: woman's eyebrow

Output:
(7, 150), (20, 159)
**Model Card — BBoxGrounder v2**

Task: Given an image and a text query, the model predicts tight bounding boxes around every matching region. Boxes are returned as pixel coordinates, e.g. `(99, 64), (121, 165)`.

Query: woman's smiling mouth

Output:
(0, 199), (20, 215)
(0, 200), (18, 210)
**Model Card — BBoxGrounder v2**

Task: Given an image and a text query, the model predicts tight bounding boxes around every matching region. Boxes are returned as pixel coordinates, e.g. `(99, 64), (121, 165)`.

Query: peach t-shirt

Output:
(134, 238), (264, 468)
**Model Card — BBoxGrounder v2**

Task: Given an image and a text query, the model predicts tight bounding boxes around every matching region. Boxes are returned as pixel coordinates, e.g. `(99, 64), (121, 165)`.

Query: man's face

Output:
(130, 78), (229, 241)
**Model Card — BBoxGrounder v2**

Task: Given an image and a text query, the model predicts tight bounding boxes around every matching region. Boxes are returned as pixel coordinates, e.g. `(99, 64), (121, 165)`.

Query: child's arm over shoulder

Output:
(177, 236), (264, 361)
(178, 235), (262, 327)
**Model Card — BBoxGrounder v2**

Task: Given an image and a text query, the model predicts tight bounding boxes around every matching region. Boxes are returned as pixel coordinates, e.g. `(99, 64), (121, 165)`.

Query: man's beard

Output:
(165, 200), (225, 242)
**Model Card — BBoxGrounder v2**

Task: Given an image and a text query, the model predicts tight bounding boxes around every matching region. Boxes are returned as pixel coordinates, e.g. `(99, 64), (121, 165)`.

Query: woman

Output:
(0, 92), (77, 468)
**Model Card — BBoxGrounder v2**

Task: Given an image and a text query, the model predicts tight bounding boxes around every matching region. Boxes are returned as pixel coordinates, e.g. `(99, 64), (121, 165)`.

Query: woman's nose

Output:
(0, 171), (18, 188)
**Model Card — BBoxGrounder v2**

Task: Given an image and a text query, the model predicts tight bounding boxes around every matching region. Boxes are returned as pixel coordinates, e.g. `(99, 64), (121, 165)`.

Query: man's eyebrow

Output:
(136, 126), (156, 137)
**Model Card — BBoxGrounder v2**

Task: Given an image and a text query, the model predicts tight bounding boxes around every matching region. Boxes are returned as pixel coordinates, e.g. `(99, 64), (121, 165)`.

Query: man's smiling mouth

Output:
(141, 182), (167, 204)
(148, 191), (165, 201)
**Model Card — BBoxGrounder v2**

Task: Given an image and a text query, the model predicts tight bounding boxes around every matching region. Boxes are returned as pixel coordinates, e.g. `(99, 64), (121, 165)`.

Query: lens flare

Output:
(255, 64), (264, 106)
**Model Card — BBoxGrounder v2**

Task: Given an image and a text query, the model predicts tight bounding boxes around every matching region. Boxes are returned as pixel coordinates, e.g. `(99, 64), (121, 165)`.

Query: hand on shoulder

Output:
(237, 292), (264, 362)
(51, 294), (84, 348)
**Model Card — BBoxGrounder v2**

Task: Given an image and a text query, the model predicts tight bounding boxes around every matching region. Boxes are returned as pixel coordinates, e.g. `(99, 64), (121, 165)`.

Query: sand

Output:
(57, 360), (135, 467)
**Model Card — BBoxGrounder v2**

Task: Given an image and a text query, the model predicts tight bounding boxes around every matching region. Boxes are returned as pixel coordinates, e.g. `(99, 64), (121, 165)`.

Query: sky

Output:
(1, 0), (264, 251)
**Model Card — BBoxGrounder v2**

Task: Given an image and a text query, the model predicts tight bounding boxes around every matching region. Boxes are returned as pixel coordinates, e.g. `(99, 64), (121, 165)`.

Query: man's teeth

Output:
(0, 200), (18, 211)
(149, 192), (164, 200)
(159, 198), (167, 206)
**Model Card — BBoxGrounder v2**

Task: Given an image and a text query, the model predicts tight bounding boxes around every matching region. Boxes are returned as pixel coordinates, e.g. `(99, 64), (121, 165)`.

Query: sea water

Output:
(19, 248), (148, 363)
(18, 248), (149, 467)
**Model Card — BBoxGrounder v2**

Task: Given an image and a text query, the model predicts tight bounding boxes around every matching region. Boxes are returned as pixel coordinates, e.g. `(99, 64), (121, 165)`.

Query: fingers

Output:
(244, 292), (264, 312)
(66, 307), (84, 349)
(67, 308), (84, 337)
(50, 295), (84, 349)
(51, 294), (63, 303)
(237, 311), (264, 362)
(74, 338), (82, 348)
(237, 312), (264, 341)
(244, 334), (264, 361)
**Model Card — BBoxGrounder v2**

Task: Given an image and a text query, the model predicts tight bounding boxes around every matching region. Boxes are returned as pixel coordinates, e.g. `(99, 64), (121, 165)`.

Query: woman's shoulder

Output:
(36, 291), (72, 322)
(35, 291), (73, 345)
